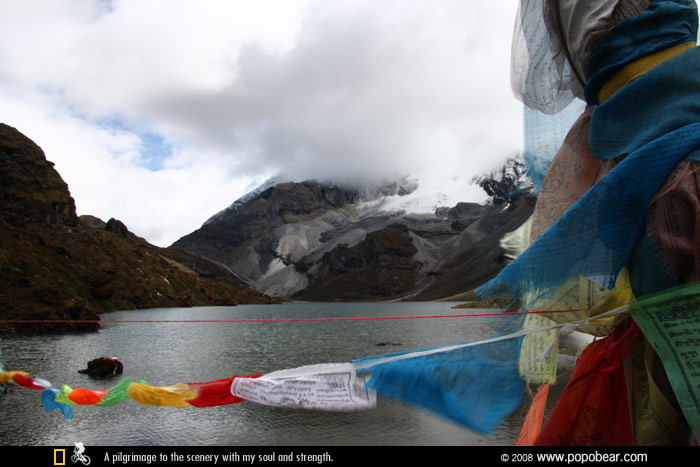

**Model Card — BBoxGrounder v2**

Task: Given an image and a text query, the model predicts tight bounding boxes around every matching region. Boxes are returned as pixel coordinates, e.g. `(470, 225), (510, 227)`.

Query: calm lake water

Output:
(0, 302), (578, 446)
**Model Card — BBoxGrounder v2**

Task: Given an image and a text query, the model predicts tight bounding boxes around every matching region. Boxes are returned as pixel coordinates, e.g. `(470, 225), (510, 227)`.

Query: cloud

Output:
(0, 0), (522, 246)
(149, 1), (522, 181)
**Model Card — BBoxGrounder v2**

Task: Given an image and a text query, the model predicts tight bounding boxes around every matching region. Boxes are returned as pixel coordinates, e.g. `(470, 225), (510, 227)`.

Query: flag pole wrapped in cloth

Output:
(482, 0), (700, 445)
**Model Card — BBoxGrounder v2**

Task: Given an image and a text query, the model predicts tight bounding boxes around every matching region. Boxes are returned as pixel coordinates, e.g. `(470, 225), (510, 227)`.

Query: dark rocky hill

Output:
(0, 123), (277, 332)
(294, 223), (423, 301)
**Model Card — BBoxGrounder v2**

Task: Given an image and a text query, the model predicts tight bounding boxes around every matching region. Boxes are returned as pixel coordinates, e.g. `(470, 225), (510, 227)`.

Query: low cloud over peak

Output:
(0, 0), (521, 246)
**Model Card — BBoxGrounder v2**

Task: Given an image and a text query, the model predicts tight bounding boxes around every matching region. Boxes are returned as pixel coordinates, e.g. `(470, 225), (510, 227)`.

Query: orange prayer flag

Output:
(516, 383), (549, 446)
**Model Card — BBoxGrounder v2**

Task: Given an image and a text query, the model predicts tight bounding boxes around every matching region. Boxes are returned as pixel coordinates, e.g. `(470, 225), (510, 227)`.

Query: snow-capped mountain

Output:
(171, 160), (535, 300)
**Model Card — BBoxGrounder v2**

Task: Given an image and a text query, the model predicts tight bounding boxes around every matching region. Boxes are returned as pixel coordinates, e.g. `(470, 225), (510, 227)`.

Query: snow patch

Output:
(355, 173), (488, 216)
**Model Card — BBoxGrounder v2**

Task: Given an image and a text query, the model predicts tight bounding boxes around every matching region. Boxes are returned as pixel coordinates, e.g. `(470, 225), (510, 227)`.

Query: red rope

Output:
(0, 309), (580, 324)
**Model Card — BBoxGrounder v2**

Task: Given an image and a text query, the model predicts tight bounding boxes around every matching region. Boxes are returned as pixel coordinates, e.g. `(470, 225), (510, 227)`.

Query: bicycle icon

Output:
(72, 442), (91, 465)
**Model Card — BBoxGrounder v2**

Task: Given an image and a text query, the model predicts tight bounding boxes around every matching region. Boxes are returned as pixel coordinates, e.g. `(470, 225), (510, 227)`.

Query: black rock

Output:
(78, 357), (124, 379)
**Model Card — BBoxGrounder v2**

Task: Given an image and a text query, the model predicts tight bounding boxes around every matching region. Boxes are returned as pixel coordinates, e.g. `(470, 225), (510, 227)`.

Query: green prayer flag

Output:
(630, 282), (700, 440)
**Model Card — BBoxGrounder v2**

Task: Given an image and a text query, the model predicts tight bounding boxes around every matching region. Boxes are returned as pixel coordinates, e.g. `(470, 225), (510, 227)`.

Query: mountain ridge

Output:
(0, 123), (277, 332)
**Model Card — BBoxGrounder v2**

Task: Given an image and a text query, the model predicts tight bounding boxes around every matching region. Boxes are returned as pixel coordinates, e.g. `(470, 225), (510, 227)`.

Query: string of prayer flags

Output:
(0, 371), (76, 418)
(54, 377), (136, 407)
(0, 298), (639, 434)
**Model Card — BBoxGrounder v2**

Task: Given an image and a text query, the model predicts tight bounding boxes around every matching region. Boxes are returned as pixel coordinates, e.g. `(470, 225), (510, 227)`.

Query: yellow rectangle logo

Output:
(54, 449), (66, 465)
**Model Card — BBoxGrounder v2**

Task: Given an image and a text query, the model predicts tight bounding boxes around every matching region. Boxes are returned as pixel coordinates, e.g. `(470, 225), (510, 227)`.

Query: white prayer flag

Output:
(231, 363), (375, 411)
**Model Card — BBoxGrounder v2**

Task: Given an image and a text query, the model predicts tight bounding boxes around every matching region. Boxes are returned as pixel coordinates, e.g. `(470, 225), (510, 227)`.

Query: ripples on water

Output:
(0, 302), (576, 446)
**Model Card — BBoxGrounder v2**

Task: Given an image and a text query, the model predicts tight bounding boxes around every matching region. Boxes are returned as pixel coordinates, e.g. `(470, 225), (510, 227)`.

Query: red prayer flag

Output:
(186, 374), (261, 407)
(534, 322), (635, 446)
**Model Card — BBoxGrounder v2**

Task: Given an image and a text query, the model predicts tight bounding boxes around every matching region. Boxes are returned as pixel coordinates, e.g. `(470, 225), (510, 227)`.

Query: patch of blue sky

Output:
(98, 118), (173, 171)
(139, 132), (173, 171)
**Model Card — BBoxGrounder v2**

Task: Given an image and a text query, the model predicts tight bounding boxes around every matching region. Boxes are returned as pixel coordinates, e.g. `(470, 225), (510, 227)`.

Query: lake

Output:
(0, 302), (578, 446)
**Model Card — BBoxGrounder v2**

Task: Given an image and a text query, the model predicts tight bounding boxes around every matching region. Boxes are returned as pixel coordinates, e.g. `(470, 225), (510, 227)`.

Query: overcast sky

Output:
(0, 0), (523, 246)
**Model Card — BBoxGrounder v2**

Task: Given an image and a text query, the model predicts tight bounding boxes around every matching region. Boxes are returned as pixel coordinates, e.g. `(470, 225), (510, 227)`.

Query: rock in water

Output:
(78, 357), (124, 378)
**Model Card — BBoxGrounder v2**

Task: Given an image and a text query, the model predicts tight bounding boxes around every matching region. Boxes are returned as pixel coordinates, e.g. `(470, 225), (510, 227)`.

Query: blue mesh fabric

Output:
(524, 100), (586, 193)
(589, 49), (700, 161)
(478, 121), (700, 303)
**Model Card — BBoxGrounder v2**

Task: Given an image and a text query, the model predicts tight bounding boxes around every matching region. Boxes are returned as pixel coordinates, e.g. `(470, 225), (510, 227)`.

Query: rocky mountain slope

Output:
(172, 162), (535, 301)
(0, 123), (276, 332)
